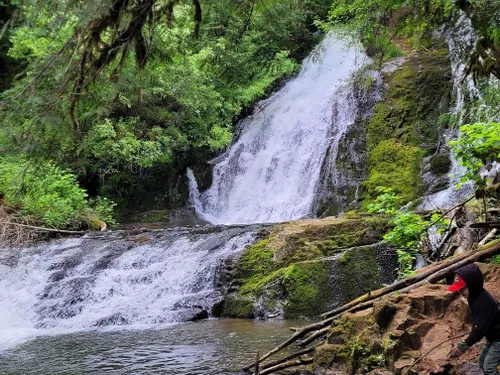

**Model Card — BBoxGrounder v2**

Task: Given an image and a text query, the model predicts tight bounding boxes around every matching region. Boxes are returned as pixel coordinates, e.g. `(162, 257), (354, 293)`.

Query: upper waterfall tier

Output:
(189, 35), (368, 225)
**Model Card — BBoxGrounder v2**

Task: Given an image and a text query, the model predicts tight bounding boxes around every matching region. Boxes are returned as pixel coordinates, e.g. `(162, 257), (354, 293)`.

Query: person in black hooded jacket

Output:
(448, 263), (500, 374)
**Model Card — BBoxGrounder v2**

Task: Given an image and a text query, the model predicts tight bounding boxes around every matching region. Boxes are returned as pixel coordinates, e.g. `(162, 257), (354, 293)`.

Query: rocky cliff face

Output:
(315, 46), (453, 217)
(312, 263), (500, 375)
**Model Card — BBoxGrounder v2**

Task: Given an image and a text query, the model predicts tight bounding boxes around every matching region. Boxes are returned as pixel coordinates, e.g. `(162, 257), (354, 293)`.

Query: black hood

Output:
(456, 263), (484, 298)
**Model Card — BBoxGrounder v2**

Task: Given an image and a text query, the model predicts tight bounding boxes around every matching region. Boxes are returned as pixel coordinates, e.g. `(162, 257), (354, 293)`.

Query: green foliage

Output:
(490, 255), (500, 265)
(366, 187), (397, 215)
(88, 197), (117, 226)
(448, 122), (500, 185)
(0, 157), (87, 227)
(0, 157), (117, 228)
(368, 188), (448, 278)
(326, 0), (453, 63)
(0, 0), (331, 211)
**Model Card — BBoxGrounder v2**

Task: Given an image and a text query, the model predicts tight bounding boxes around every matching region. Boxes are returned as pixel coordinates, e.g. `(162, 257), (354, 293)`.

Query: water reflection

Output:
(0, 319), (300, 375)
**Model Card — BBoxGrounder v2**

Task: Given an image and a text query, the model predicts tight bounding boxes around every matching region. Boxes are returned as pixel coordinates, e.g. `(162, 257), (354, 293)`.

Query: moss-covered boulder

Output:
(220, 295), (255, 319)
(226, 214), (397, 319)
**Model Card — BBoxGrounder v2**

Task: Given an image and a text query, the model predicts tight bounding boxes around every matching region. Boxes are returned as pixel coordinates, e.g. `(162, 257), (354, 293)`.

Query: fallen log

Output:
(320, 244), (490, 319)
(470, 222), (500, 229)
(259, 345), (317, 371)
(401, 240), (500, 293)
(0, 221), (87, 235)
(297, 327), (329, 347)
(479, 229), (498, 246)
(258, 356), (314, 375)
(242, 318), (335, 370)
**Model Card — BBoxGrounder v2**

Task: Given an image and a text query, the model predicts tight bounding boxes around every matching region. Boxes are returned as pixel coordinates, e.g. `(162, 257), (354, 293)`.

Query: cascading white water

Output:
(0, 226), (259, 351)
(189, 35), (368, 224)
(418, 15), (482, 211)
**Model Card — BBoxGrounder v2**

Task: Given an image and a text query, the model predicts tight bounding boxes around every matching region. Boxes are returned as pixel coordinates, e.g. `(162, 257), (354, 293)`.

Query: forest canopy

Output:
(0, 0), (499, 229)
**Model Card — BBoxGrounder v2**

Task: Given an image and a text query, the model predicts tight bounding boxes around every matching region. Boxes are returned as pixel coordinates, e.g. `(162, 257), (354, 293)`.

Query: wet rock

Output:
(94, 313), (129, 327)
(190, 309), (209, 321)
(221, 295), (254, 319)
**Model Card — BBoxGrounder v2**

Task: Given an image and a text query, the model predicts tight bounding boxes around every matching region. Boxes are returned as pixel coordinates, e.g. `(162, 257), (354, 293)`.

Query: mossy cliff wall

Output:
(363, 50), (453, 206)
(216, 214), (397, 319)
(316, 48), (453, 216)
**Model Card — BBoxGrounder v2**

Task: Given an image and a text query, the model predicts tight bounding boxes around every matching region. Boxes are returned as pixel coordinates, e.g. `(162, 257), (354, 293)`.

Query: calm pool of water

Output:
(0, 319), (300, 375)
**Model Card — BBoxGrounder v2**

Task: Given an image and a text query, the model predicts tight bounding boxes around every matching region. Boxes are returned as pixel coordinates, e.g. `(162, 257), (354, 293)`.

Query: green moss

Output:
(337, 246), (383, 304)
(238, 238), (276, 279)
(239, 268), (284, 295)
(282, 262), (333, 318)
(314, 344), (341, 369)
(221, 296), (254, 319)
(234, 215), (391, 318)
(430, 153), (452, 175)
(363, 139), (424, 205)
(363, 50), (452, 207)
(140, 210), (168, 223)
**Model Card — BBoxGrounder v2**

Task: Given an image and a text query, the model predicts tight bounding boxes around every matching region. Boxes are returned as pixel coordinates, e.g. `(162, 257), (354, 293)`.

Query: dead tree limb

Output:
(0, 221), (87, 235)
(260, 345), (317, 371)
(297, 327), (329, 347)
(470, 222), (500, 229)
(258, 356), (314, 375)
(320, 244), (489, 319)
(403, 332), (468, 375)
(479, 229), (498, 246)
(401, 240), (500, 293)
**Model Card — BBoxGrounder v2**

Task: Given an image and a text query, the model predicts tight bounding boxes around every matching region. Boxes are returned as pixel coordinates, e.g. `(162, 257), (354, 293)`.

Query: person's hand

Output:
(449, 345), (464, 358)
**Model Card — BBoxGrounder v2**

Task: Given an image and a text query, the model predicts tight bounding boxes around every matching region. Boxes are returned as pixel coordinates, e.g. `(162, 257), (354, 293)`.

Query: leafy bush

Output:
(448, 122), (500, 185)
(0, 157), (87, 227)
(0, 157), (117, 228)
(368, 187), (448, 278)
(88, 196), (117, 226)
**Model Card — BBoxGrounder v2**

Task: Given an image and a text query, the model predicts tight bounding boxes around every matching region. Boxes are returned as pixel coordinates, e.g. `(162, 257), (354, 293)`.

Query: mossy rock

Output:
(362, 139), (424, 205)
(140, 210), (169, 223)
(429, 153), (452, 175)
(335, 245), (386, 304)
(221, 296), (254, 319)
(363, 49), (452, 206)
(324, 312), (384, 373)
(281, 261), (333, 318)
(236, 215), (390, 298)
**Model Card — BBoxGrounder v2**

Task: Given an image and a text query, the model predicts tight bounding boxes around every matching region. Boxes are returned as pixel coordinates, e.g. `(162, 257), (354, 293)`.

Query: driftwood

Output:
(297, 326), (329, 347)
(320, 244), (489, 320)
(470, 222), (500, 229)
(401, 240), (500, 293)
(1, 221), (87, 235)
(479, 229), (498, 246)
(259, 356), (314, 375)
(244, 240), (500, 373)
(260, 345), (317, 371)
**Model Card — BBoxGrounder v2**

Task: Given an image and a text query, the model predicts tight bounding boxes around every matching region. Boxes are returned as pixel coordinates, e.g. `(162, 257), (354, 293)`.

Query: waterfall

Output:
(418, 15), (486, 211)
(0, 226), (260, 351)
(189, 35), (368, 224)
